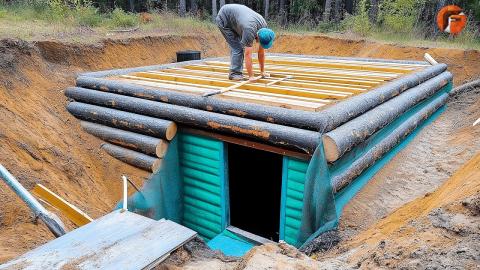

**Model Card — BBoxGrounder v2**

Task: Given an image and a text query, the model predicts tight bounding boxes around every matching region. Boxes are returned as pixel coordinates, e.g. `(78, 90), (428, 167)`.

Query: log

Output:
(323, 71), (452, 162)
(75, 64), (446, 132)
(65, 88), (321, 154)
(316, 64), (448, 132)
(331, 92), (448, 192)
(67, 102), (177, 140)
(101, 143), (162, 173)
(80, 121), (169, 158)
(75, 76), (324, 131)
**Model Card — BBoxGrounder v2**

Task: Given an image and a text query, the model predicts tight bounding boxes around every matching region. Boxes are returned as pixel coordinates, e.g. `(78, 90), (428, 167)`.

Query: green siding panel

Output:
(179, 133), (225, 240)
(282, 157), (308, 247)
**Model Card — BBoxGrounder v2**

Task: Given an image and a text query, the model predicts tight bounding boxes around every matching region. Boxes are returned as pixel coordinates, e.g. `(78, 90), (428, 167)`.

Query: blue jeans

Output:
(216, 16), (244, 76)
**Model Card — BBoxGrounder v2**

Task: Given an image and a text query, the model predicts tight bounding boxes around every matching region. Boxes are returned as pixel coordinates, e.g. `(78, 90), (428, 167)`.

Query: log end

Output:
(165, 123), (178, 141)
(152, 159), (163, 174)
(155, 141), (169, 158)
(322, 135), (340, 163)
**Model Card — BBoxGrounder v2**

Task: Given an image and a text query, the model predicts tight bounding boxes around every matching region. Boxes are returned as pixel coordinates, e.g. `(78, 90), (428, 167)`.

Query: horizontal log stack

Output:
(66, 54), (452, 193)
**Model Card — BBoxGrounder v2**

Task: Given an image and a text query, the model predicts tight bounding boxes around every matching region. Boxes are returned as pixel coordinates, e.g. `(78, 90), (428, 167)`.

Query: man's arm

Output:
(244, 46), (254, 79)
(258, 45), (265, 75)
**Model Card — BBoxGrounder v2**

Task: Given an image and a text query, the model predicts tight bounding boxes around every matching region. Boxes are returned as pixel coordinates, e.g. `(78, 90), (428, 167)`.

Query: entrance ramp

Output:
(0, 210), (196, 270)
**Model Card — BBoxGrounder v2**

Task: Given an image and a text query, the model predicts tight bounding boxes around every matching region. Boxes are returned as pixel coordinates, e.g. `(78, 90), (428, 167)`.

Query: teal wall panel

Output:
(280, 157), (309, 246)
(178, 133), (227, 240)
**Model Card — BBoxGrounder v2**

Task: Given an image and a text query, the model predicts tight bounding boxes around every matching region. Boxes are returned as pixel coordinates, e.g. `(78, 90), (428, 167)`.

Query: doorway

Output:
(227, 143), (283, 241)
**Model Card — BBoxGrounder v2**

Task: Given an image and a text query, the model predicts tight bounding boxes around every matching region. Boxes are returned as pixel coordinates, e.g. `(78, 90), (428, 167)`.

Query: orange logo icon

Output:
(437, 5), (467, 35)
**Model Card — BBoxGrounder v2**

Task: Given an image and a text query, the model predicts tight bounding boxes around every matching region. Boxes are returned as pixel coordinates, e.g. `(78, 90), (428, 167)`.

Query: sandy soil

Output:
(0, 33), (478, 266)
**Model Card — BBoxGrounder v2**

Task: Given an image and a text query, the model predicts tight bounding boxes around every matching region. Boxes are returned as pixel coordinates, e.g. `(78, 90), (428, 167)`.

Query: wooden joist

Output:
(32, 184), (93, 227)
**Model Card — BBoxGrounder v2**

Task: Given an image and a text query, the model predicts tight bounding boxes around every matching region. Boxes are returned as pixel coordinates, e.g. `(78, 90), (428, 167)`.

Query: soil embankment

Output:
(0, 33), (478, 265)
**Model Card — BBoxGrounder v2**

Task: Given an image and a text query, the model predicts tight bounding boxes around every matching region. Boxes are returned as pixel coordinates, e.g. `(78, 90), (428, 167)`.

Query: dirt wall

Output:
(0, 33), (479, 263)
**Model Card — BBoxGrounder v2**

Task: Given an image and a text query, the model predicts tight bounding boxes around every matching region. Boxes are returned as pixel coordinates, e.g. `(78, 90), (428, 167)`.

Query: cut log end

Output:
(155, 141), (169, 158)
(322, 135), (340, 162)
(165, 123), (178, 141)
(152, 159), (163, 174)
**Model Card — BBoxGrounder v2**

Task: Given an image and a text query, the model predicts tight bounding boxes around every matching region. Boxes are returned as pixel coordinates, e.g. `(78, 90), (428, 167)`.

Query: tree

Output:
(212, 0), (217, 21)
(369, 0), (381, 23)
(264, 0), (270, 19)
(333, 0), (342, 22)
(179, 0), (186, 16)
(220, 0), (225, 7)
(279, 0), (286, 25)
(190, 0), (198, 14)
(323, 0), (333, 21)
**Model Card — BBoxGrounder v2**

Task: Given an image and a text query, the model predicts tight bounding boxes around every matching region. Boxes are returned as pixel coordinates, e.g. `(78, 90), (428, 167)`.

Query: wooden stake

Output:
(424, 53), (438, 65)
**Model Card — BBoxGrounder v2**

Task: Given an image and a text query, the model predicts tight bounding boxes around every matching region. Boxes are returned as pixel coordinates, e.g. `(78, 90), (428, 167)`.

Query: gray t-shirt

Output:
(217, 4), (267, 47)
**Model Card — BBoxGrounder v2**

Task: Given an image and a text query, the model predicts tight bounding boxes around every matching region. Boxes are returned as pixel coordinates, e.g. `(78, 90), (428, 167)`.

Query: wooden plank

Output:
(162, 68), (374, 89)
(184, 65), (384, 86)
(226, 225), (275, 244)
(268, 55), (428, 68)
(161, 68), (369, 91)
(266, 56), (424, 70)
(32, 184), (93, 227)
(133, 72), (350, 100)
(0, 211), (197, 270)
(203, 75), (262, 97)
(205, 61), (401, 79)
(181, 127), (311, 160)
(221, 91), (323, 111)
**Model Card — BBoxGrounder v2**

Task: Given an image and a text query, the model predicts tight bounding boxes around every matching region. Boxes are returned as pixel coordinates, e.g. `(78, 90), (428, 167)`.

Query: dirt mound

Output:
(0, 33), (479, 265)
(316, 152), (480, 269)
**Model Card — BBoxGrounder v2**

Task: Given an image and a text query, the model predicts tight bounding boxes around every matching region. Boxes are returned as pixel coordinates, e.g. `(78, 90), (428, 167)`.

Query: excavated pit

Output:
(0, 34), (479, 266)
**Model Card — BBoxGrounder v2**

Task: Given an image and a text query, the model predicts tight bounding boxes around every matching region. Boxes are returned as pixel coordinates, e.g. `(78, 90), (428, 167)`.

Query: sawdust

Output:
(0, 33), (479, 266)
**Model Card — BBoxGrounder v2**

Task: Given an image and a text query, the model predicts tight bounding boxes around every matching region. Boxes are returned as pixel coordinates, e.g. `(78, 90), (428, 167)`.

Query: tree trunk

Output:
(81, 121), (169, 158)
(128, 0), (135, 12)
(101, 143), (162, 173)
(323, 71), (452, 162)
(179, 0), (186, 16)
(369, 0), (380, 23)
(66, 87), (321, 154)
(212, 0), (217, 21)
(264, 0), (270, 19)
(67, 102), (177, 141)
(332, 93), (448, 192)
(323, 0), (333, 22)
(333, 0), (342, 22)
(220, 0), (225, 8)
(279, 0), (286, 25)
(190, 0), (198, 14)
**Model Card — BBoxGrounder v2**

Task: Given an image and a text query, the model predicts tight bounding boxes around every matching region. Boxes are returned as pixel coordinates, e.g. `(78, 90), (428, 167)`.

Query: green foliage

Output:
(75, 5), (103, 27)
(342, 0), (371, 36)
(106, 8), (138, 28)
(378, 0), (425, 33)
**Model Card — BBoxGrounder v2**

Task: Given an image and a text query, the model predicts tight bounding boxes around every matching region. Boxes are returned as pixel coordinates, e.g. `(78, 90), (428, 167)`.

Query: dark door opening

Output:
(228, 143), (283, 242)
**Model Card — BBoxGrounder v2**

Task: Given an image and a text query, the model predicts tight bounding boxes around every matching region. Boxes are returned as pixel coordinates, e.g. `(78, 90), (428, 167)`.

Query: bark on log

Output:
(67, 102), (177, 140)
(101, 143), (162, 173)
(65, 87), (321, 154)
(75, 64), (445, 132)
(332, 93), (449, 192)
(75, 76), (324, 131)
(81, 121), (169, 158)
(323, 71), (452, 162)
(316, 64), (448, 133)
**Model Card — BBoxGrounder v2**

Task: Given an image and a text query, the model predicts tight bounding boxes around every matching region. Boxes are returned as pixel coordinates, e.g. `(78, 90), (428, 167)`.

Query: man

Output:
(216, 4), (275, 81)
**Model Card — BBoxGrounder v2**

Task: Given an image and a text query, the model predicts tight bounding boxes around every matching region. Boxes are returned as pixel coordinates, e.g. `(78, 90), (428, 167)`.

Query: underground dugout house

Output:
(65, 54), (452, 256)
